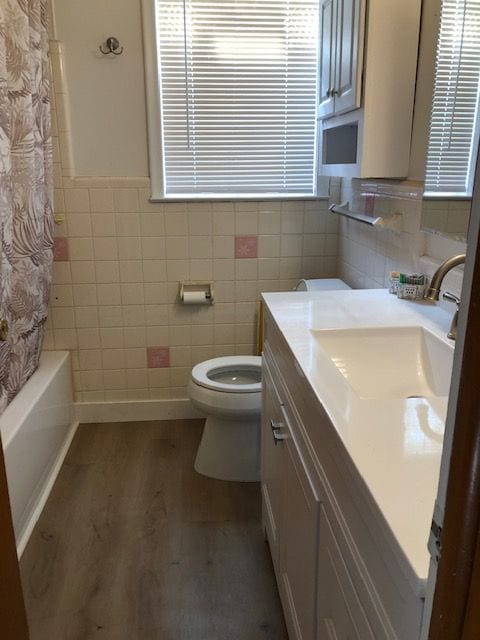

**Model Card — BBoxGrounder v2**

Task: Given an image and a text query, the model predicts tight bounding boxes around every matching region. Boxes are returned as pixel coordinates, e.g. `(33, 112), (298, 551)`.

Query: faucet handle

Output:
(443, 291), (460, 307)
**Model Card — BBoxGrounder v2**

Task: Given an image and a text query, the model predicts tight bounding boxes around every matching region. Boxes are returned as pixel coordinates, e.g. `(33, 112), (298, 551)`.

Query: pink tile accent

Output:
(53, 237), (69, 261)
(147, 346), (170, 368)
(235, 235), (258, 259)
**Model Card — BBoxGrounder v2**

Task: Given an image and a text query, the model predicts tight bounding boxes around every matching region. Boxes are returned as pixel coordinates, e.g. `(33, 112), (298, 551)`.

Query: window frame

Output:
(140, 0), (322, 202)
(424, 0), (480, 200)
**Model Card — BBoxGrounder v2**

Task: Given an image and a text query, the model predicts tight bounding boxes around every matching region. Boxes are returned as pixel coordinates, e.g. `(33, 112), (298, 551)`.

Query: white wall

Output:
(409, 0), (441, 180)
(45, 21), (339, 403)
(53, 0), (439, 182)
(52, 0), (149, 176)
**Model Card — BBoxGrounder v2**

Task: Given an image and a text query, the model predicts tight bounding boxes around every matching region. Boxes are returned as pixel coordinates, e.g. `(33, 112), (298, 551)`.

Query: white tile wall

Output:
(337, 179), (467, 296)
(422, 199), (470, 238)
(45, 39), (339, 402)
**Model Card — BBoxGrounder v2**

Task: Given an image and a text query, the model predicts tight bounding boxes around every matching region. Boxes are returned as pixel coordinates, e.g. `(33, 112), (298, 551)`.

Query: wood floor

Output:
(20, 420), (287, 640)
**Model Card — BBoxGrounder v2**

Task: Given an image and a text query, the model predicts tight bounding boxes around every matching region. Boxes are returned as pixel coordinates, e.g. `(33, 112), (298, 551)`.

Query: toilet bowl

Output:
(187, 355), (262, 482)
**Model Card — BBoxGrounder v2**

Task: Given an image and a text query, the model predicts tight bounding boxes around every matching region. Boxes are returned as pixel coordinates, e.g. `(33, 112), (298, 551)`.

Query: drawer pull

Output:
(270, 419), (282, 431)
(270, 419), (287, 445)
(273, 431), (288, 445)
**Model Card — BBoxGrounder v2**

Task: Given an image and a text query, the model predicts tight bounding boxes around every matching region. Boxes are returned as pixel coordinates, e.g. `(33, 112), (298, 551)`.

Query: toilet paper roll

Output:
(182, 291), (208, 305)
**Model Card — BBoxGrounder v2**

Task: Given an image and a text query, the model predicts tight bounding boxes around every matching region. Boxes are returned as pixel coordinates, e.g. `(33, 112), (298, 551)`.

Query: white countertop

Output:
(262, 289), (454, 597)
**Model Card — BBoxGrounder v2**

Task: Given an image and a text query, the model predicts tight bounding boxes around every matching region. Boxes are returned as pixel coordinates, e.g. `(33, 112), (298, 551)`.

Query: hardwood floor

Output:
(20, 420), (287, 640)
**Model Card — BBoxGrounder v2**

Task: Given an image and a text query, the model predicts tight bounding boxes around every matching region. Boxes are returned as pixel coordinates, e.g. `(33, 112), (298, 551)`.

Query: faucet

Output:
(425, 254), (466, 340)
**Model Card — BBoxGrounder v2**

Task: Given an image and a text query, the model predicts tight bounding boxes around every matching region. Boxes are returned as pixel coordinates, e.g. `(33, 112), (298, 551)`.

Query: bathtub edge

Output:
(17, 418), (79, 557)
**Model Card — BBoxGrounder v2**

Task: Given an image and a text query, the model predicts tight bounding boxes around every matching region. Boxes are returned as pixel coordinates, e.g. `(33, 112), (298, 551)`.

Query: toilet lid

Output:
(192, 356), (262, 393)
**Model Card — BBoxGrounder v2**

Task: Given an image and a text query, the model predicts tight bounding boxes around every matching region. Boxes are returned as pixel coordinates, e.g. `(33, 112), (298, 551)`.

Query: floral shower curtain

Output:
(0, 0), (53, 414)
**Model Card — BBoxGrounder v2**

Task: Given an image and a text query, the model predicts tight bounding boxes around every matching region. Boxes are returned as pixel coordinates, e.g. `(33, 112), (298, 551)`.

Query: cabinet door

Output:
(317, 506), (375, 640)
(333, 0), (363, 115)
(280, 414), (320, 640)
(261, 359), (285, 568)
(317, 0), (337, 118)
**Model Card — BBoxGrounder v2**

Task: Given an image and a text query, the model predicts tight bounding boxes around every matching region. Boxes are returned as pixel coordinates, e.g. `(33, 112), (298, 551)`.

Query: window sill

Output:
(423, 193), (472, 201)
(149, 194), (329, 203)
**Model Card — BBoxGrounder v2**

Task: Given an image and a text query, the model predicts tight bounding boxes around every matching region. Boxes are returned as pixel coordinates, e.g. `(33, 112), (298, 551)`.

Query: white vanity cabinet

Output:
(317, 506), (374, 639)
(279, 409), (320, 640)
(260, 357), (285, 570)
(318, 0), (364, 119)
(262, 350), (321, 640)
(261, 310), (426, 640)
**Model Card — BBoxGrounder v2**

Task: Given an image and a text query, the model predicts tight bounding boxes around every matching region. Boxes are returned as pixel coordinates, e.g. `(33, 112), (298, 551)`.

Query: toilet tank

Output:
(295, 278), (351, 291)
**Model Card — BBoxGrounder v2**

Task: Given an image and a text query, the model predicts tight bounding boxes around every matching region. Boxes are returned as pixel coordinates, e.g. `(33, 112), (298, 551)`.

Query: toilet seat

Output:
(191, 356), (262, 394)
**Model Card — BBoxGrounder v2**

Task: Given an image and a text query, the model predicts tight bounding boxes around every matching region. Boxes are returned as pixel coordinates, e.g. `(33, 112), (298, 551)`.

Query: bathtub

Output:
(0, 351), (77, 556)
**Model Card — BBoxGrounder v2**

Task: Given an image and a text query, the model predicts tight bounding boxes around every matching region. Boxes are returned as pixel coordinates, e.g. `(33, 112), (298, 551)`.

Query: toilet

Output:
(188, 279), (352, 483)
(188, 356), (262, 482)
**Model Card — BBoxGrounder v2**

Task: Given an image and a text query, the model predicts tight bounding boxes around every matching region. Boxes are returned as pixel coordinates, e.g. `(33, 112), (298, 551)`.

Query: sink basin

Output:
(311, 326), (454, 400)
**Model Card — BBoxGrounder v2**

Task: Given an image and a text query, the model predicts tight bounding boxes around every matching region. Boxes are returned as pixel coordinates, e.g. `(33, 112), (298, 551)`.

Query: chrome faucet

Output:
(425, 254), (466, 340)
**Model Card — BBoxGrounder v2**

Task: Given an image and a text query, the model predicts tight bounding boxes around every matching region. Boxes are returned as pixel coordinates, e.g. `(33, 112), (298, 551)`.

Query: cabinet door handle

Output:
(270, 419), (287, 445)
(270, 419), (281, 431)
(273, 431), (288, 445)
(326, 87), (332, 97)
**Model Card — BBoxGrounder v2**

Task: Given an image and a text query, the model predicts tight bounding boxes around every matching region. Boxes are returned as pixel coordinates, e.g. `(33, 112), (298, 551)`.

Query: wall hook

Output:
(99, 36), (123, 56)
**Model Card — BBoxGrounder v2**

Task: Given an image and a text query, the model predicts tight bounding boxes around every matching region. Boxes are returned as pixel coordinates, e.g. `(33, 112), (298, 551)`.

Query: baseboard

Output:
(17, 419), (79, 558)
(75, 398), (204, 424)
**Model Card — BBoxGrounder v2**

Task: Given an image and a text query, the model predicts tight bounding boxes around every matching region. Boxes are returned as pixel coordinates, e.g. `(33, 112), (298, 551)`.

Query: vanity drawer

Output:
(263, 340), (284, 407)
(317, 468), (397, 639)
(318, 505), (375, 640)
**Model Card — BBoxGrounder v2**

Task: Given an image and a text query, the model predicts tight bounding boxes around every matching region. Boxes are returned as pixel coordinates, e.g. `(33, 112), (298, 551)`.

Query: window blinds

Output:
(425, 0), (480, 197)
(154, 0), (319, 197)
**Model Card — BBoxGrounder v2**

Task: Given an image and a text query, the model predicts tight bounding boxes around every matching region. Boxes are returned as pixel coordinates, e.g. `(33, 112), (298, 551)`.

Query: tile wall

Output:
(45, 41), (339, 402)
(422, 199), (470, 239)
(337, 179), (467, 293)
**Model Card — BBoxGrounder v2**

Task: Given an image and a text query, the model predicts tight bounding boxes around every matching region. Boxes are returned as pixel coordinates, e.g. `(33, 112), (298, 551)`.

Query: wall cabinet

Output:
(318, 0), (422, 179)
(318, 0), (363, 119)
(261, 313), (425, 640)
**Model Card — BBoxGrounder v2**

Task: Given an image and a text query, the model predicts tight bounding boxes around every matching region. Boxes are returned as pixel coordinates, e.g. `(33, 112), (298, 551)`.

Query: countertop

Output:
(262, 289), (454, 597)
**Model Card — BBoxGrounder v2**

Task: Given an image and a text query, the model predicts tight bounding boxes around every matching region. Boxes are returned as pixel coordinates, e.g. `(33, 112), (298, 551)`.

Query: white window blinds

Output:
(151, 0), (319, 198)
(425, 0), (480, 197)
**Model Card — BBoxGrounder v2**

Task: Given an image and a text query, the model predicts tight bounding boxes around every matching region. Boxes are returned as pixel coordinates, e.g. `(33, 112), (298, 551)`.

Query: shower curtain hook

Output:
(99, 36), (124, 56)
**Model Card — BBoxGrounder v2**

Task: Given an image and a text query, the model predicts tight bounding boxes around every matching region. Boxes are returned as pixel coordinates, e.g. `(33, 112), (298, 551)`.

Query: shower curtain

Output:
(0, 0), (53, 414)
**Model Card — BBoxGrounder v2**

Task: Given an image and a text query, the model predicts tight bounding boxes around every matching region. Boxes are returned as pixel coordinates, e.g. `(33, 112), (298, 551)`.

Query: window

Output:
(424, 0), (480, 198)
(142, 0), (319, 199)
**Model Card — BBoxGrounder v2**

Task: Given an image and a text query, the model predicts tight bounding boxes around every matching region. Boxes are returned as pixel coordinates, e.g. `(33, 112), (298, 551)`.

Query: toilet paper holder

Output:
(179, 281), (214, 305)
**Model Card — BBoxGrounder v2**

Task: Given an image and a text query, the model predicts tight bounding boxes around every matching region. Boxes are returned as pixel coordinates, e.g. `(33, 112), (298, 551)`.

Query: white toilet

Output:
(188, 279), (351, 483)
(188, 355), (262, 482)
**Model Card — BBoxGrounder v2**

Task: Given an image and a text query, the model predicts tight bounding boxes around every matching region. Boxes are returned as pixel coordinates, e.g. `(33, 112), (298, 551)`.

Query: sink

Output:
(311, 326), (454, 400)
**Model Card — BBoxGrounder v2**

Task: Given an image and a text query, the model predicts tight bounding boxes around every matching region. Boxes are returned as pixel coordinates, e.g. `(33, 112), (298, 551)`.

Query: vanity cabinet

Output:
(317, 506), (374, 639)
(260, 358), (284, 569)
(261, 311), (425, 640)
(262, 355), (320, 640)
(318, 0), (364, 119)
(279, 409), (320, 640)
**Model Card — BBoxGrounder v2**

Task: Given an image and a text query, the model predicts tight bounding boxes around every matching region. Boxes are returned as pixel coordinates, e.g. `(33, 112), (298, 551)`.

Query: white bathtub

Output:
(0, 351), (77, 556)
